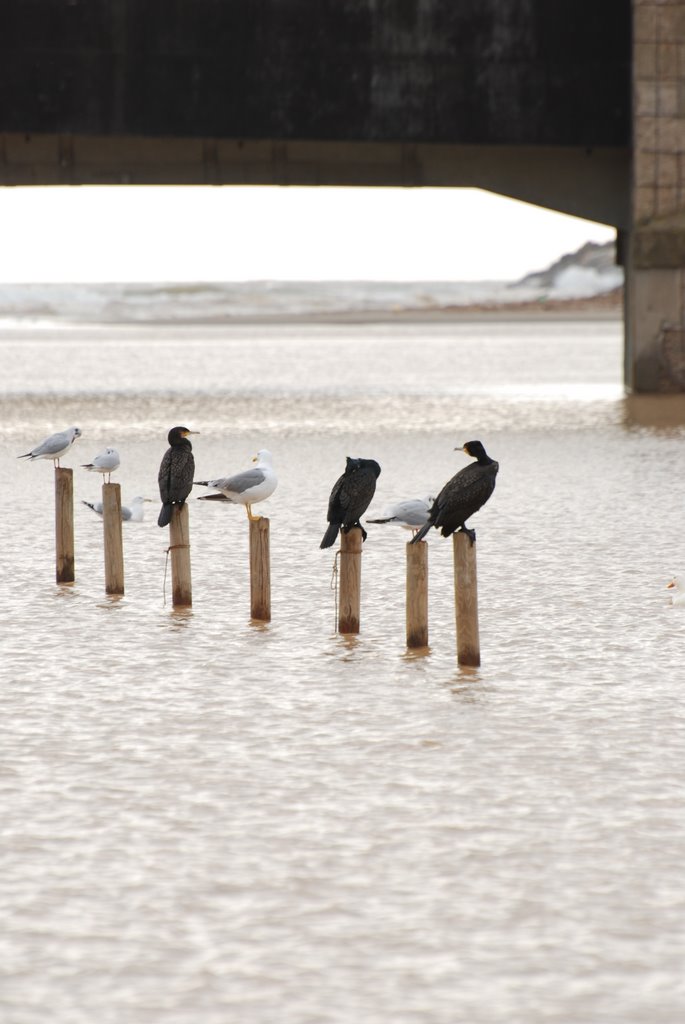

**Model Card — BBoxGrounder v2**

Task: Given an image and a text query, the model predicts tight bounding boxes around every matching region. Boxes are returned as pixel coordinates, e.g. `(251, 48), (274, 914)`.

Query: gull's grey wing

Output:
(34, 431), (70, 457)
(211, 468), (266, 494)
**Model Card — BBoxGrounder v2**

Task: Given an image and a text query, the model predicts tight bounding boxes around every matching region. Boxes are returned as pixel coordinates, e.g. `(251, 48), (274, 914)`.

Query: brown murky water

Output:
(1, 319), (684, 1024)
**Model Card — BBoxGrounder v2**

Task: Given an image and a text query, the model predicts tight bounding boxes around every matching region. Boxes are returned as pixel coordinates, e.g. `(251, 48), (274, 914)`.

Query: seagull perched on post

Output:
(18, 426), (82, 467)
(320, 457), (381, 549)
(83, 496), (151, 522)
(195, 449), (277, 521)
(366, 496), (435, 536)
(411, 440), (498, 546)
(157, 425), (199, 528)
(81, 447), (120, 483)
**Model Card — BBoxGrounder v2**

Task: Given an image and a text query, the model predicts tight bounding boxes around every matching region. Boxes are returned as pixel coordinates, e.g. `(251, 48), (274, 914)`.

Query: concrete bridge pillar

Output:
(628, 0), (685, 391)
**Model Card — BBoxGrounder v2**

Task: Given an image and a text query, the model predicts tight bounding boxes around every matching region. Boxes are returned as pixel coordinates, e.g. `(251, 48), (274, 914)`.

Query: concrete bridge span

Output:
(1, 1), (682, 392)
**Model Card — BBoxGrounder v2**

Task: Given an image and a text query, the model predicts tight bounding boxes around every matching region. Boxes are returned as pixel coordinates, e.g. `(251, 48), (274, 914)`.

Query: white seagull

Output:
(81, 447), (120, 482)
(18, 426), (82, 466)
(366, 495), (435, 535)
(195, 449), (277, 521)
(82, 496), (151, 523)
(666, 576), (685, 606)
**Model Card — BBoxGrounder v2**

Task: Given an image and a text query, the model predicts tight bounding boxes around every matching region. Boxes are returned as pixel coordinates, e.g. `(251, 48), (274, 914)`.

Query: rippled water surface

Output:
(2, 319), (684, 1024)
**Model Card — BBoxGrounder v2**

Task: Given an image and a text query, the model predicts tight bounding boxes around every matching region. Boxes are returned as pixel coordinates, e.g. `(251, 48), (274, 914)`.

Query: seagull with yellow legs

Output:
(195, 449), (277, 521)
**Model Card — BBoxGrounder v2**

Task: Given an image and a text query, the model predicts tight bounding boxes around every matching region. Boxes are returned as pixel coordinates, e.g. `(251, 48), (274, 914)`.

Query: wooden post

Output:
(169, 503), (192, 607)
(102, 482), (124, 595)
(249, 516), (271, 621)
(406, 540), (428, 648)
(55, 467), (75, 583)
(453, 531), (480, 666)
(339, 527), (362, 634)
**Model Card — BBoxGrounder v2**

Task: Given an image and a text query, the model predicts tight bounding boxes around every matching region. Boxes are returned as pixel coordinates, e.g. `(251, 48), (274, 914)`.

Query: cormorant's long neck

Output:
(476, 452), (493, 466)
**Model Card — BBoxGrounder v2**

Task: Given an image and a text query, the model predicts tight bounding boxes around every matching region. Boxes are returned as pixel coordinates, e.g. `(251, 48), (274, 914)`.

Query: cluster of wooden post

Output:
(52, 469), (480, 662)
(55, 469), (127, 594)
(52, 466), (272, 620)
(337, 526), (481, 666)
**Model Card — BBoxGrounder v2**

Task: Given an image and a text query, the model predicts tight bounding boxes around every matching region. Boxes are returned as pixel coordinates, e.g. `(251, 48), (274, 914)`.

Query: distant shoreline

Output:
(132, 290), (623, 326)
(439, 287), (623, 319)
(0, 288), (623, 329)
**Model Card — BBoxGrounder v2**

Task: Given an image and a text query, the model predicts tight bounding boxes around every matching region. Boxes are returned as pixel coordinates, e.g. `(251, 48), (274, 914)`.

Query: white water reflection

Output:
(1, 318), (684, 1024)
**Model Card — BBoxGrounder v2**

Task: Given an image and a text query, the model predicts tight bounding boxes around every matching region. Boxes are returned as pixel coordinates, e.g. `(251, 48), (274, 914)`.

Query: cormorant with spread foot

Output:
(320, 457), (381, 549)
(410, 440), (498, 546)
(157, 426), (199, 527)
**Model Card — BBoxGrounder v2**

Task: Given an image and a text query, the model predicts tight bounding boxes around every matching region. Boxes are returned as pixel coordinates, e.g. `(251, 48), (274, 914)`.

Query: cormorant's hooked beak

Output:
(182, 430), (200, 437)
(455, 444), (467, 453)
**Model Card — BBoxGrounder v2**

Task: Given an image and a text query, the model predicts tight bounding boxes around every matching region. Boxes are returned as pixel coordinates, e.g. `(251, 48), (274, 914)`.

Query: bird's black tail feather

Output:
(366, 516), (395, 524)
(410, 522), (432, 545)
(158, 503), (173, 528)
(320, 521), (341, 549)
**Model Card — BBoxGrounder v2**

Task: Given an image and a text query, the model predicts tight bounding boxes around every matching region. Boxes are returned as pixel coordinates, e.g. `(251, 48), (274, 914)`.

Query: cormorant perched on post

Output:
(411, 440), (498, 545)
(157, 426), (199, 527)
(320, 457), (381, 549)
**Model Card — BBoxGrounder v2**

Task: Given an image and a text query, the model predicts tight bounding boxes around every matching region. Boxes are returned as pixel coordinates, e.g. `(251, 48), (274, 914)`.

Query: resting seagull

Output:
(157, 425), (199, 528)
(82, 496), (151, 522)
(81, 447), (120, 483)
(321, 457), (381, 549)
(411, 440), (498, 546)
(18, 426), (82, 467)
(195, 449), (277, 521)
(367, 496), (435, 536)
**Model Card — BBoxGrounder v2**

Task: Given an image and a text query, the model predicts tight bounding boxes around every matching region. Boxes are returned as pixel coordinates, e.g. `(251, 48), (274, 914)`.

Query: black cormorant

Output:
(411, 440), (498, 545)
(157, 426), (199, 527)
(320, 457), (381, 549)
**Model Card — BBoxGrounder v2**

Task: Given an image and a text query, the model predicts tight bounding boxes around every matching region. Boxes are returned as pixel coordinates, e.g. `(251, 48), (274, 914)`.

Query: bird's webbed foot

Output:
(459, 525), (476, 546)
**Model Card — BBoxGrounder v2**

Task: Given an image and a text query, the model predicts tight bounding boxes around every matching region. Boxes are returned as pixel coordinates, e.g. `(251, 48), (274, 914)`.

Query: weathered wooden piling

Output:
(55, 467), (75, 583)
(339, 527), (362, 634)
(249, 516), (271, 621)
(406, 540), (428, 648)
(453, 531), (480, 666)
(169, 503), (192, 607)
(102, 482), (124, 595)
